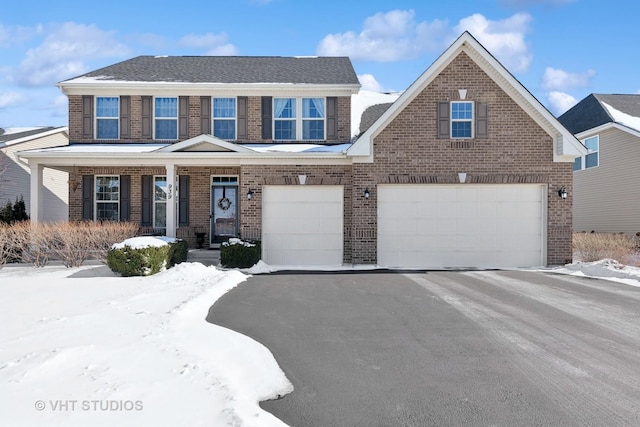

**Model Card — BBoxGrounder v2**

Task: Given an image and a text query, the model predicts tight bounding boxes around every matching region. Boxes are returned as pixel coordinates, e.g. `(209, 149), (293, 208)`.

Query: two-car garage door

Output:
(378, 184), (546, 268)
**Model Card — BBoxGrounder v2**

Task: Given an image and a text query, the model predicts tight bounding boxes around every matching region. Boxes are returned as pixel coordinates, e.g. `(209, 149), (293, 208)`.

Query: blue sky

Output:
(1, 0), (638, 127)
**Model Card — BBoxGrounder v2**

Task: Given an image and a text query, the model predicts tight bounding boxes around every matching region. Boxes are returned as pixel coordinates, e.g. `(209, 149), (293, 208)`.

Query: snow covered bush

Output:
(220, 238), (261, 268)
(107, 236), (188, 276)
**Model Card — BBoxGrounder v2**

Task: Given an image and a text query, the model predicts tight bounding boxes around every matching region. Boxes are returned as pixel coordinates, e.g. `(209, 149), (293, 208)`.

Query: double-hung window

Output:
(213, 98), (236, 139)
(574, 135), (599, 171)
(154, 176), (167, 230)
(302, 98), (325, 140)
(451, 101), (473, 138)
(274, 98), (296, 140)
(95, 176), (119, 220)
(273, 97), (325, 140)
(155, 97), (178, 140)
(96, 97), (119, 139)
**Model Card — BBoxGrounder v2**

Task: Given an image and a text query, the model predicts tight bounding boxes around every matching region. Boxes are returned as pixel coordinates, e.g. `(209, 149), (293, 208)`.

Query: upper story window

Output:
(451, 101), (473, 138)
(213, 98), (236, 140)
(573, 135), (599, 171)
(274, 97), (325, 140)
(95, 176), (119, 221)
(155, 97), (178, 140)
(96, 97), (119, 139)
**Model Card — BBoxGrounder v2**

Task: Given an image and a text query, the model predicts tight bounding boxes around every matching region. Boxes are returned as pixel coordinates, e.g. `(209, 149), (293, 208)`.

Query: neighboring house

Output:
(0, 127), (69, 221)
(558, 94), (640, 234)
(19, 32), (585, 268)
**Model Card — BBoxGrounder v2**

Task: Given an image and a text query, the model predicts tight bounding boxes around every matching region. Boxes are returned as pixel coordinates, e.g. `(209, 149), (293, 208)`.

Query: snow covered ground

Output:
(1, 251), (639, 426)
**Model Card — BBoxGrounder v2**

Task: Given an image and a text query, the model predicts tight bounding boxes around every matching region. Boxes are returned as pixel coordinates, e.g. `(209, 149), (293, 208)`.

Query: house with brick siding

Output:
(19, 32), (586, 268)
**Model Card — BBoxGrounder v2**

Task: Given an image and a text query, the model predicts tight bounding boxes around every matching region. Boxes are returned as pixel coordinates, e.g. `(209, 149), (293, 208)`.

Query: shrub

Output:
(573, 232), (640, 266)
(0, 196), (29, 224)
(107, 237), (188, 276)
(220, 238), (261, 268)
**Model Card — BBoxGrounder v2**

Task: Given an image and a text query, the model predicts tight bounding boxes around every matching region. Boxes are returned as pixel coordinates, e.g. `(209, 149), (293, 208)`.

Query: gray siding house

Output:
(558, 94), (640, 234)
(0, 127), (69, 221)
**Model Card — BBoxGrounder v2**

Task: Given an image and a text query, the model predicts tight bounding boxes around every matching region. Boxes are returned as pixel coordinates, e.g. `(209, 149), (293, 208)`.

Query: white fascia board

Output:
(17, 149), (351, 167)
(57, 81), (360, 97)
(576, 122), (640, 140)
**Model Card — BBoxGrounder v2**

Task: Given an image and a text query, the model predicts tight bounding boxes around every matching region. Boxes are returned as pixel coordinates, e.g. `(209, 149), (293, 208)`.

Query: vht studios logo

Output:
(35, 400), (143, 412)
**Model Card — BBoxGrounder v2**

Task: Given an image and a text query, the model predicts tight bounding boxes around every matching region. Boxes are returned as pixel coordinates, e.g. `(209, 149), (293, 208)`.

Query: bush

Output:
(107, 238), (188, 277)
(220, 238), (261, 268)
(573, 232), (640, 266)
(0, 221), (139, 268)
(0, 196), (29, 224)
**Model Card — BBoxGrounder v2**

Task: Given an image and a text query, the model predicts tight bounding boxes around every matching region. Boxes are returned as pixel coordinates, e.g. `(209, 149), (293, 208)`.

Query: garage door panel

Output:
(263, 186), (343, 266)
(378, 185), (545, 268)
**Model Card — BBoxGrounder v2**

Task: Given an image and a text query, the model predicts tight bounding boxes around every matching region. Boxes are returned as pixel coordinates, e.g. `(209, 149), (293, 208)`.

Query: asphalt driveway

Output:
(207, 270), (640, 426)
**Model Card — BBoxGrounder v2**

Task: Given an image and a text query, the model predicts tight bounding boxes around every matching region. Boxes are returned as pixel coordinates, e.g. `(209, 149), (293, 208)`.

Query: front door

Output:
(211, 177), (239, 245)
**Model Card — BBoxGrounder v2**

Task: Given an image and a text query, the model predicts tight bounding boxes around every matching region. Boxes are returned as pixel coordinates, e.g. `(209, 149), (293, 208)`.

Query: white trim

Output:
(57, 82), (360, 97)
(0, 127), (68, 148)
(576, 122), (640, 140)
(153, 175), (168, 230)
(155, 134), (255, 153)
(348, 31), (587, 163)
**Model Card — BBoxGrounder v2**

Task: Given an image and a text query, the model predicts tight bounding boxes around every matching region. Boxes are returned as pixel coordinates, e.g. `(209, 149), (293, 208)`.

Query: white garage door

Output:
(262, 185), (343, 266)
(378, 185), (546, 268)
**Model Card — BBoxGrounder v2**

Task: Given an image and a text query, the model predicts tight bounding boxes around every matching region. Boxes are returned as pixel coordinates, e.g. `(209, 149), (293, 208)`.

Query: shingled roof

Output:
(0, 127), (61, 144)
(558, 94), (640, 134)
(60, 56), (360, 85)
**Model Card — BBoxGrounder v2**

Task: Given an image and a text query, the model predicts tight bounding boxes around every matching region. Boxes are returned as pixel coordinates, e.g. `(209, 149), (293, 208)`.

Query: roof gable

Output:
(559, 94), (640, 135)
(348, 31), (586, 162)
(154, 134), (255, 153)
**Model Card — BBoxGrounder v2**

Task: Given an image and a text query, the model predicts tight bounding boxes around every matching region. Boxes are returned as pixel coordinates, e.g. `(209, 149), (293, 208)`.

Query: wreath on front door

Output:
(217, 197), (232, 211)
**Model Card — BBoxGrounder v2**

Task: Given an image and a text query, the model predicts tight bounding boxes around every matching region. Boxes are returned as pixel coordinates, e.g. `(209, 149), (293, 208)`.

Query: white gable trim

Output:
(576, 122), (640, 140)
(347, 31), (587, 163)
(154, 134), (256, 153)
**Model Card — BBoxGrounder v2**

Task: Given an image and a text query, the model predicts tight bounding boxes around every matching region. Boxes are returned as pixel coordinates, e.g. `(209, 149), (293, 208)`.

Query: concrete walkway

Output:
(186, 248), (220, 266)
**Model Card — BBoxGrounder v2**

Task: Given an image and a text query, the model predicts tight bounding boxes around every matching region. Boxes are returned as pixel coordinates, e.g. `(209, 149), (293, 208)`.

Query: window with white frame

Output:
(95, 176), (119, 220)
(213, 98), (236, 139)
(154, 176), (167, 229)
(303, 98), (325, 140)
(274, 97), (325, 140)
(451, 101), (473, 138)
(96, 97), (119, 139)
(573, 135), (599, 171)
(155, 97), (178, 139)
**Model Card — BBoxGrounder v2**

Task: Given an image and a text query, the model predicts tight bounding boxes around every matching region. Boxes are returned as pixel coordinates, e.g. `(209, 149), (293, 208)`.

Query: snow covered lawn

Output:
(0, 262), (292, 427)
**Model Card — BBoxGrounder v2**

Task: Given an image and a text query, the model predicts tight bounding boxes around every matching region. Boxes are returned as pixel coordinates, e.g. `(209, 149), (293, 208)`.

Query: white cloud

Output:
(0, 92), (28, 108)
(358, 74), (384, 92)
(15, 22), (130, 87)
(0, 23), (42, 48)
(316, 9), (449, 61)
(541, 67), (595, 91)
(454, 13), (533, 72)
(547, 91), (577, 115)
(180, 33), (238, 55)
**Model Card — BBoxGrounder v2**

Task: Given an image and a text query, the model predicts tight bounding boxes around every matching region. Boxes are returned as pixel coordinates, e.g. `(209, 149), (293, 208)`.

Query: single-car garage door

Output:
(262, 185), (343, 266)
(378, 184), (546, 268)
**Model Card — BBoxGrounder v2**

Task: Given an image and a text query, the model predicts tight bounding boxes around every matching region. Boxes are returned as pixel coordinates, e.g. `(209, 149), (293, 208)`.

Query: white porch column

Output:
(29, 163), (44, 223)
(165, 163), (177, 238)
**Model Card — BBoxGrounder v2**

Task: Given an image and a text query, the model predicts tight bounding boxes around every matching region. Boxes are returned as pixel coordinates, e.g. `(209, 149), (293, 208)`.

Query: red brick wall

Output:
(68, 95), (352, 143)
(350, 52), (573, 265)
